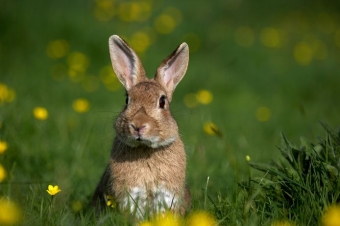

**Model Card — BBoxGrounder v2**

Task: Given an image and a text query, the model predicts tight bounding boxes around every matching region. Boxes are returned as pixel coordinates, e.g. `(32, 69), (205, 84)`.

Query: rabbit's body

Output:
(109, 136), (186, 213)
(92, 35), (190, 217)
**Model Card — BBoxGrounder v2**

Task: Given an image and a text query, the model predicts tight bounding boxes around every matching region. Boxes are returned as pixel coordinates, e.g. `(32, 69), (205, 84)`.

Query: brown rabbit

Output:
(91, 35), (190, 218)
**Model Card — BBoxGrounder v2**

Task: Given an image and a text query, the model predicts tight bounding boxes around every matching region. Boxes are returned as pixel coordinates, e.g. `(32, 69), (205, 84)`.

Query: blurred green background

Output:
(1, 0), (340, 215)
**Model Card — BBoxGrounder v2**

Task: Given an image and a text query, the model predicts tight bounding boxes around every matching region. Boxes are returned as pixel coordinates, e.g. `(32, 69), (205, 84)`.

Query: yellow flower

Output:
(186, 211), (217, 226)
(196, 90), (213, 105)
(99, 65), (121, 91)
(246, 155), (251, 162)
(93, 0), (115, 22)
(33, 107), (49, 120)
(0, 140), (8, 154)
(106, 195), (116, 208)
(183, 93), (198, 108)
(260, 27), (281, 48)
(117, 2), (151, 22)
(72, 98), (90, 113)
(46, 185), (61, 196)
(46, 40), (70, 59)
(0, 164), (6, 182)
(153, 211), (181, 226)
(129, 31), (151, 53)
(203, 122), (218, 136)
(293, 42), (313, 66)
(67, 51), (89, 74)
(255, 106), (271, 122)
(322, 204), (340, 226)
(71, 200), (83, 212)
(0, 83), (16, 105)
(0, 198), (21, 225)
(154, 13), (177, 34)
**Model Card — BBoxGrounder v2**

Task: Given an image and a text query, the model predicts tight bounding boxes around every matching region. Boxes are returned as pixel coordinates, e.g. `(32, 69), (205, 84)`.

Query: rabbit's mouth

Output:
(119, 134), (176, 148)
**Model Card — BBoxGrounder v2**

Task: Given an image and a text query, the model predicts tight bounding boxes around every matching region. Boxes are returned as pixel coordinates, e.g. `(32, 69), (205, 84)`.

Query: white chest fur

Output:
(121, 186), (178, 218)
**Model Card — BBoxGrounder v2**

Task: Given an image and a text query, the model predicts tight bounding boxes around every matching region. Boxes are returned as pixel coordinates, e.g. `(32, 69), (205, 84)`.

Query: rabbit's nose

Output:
(130, 124), (147, 135)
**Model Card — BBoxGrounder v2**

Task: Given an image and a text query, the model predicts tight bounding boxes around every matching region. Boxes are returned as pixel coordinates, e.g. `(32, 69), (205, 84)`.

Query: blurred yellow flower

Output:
(33, 107), (49, 120)
(71, 200), (83, 212)
(186, 211), (217, 226)
(235, 26), (255, 47)
(293, 42), (313, 66)
(260, 27), (281, 48)
(118, 2), (151, 22)
(246, 155), (251, 162)
(154, 8), (182, 35)
(73, 98), (90, 113)
(256, 106), (271, 122)
(183, 93), (198, 108)
(0, 198), (21, 225)
(154, 13), (176, 34)
(67, 52), (89, 73)
(153, 211), (181, 226)
(46, 40), (70, 59)
(99, 65), (121, 91)
(0, 83), (16, 105)
(93, 0), (115, 22)
(271, 220), (294, 226)
(129, 31), (151, 53)
(196, 90), (213, 105)
(322, 204), (340, 226)
(0, 164), (6, 182)
(46, 185), (61, 196)
(0, 140), (8, 154)
(67, 51), (89, 83)
(203, 122), (218, 136)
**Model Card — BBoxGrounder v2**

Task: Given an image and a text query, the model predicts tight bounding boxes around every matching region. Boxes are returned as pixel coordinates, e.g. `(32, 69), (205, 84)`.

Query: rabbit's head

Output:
(109, 35), (189, 149)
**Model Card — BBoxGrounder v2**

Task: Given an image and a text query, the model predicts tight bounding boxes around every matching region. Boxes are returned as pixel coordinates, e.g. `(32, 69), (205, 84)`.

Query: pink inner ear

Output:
(163, 64), (177, 87)
(117, 49), (135, 85)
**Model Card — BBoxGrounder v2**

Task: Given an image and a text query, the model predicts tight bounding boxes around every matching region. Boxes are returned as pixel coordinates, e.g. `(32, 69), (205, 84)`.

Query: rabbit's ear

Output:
(109, 35), (146, 91)
(155, 43), (189, 101)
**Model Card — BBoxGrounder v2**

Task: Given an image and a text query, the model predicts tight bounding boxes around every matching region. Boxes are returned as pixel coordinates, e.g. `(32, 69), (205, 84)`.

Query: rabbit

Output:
(91, 35), (190, 218)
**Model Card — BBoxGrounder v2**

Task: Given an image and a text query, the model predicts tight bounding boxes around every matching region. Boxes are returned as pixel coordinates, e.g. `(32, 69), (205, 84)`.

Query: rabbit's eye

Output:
(159, 95), (166, 109)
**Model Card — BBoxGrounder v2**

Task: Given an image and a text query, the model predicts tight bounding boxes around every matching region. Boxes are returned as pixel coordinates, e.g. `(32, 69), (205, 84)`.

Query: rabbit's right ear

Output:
(109, 35), (146, 91)
(154, 43), (189, 102)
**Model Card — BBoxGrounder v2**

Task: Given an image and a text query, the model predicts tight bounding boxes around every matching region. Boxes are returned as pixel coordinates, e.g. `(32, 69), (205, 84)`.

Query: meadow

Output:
(1, 0), (340, 225)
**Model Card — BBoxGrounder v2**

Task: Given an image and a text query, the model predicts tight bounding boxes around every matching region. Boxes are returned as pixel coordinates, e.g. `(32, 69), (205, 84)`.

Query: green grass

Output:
(1, 0), (340, 225)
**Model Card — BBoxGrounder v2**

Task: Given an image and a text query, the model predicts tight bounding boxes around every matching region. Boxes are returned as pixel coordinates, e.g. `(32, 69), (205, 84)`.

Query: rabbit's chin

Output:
(117, 135), (176, 149)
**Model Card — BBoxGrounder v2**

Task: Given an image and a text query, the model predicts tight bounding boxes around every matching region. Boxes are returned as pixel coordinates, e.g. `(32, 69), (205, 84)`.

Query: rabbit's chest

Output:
(110, 156), (181, 216)
(111, 155), (177, 188)
(121, 186), (177, 217)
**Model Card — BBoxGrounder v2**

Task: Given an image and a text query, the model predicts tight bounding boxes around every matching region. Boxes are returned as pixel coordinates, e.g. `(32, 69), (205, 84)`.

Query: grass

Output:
(1, 0), (340, 225)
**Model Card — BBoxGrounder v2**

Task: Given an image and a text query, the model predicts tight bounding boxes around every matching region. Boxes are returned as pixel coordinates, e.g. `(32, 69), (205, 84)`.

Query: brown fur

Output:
(91, 35), (190, 216)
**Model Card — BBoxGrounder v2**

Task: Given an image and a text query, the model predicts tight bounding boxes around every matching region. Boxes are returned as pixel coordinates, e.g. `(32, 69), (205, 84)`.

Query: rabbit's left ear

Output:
(109, 35), (146, 91)
(154, 43), (189, 101)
